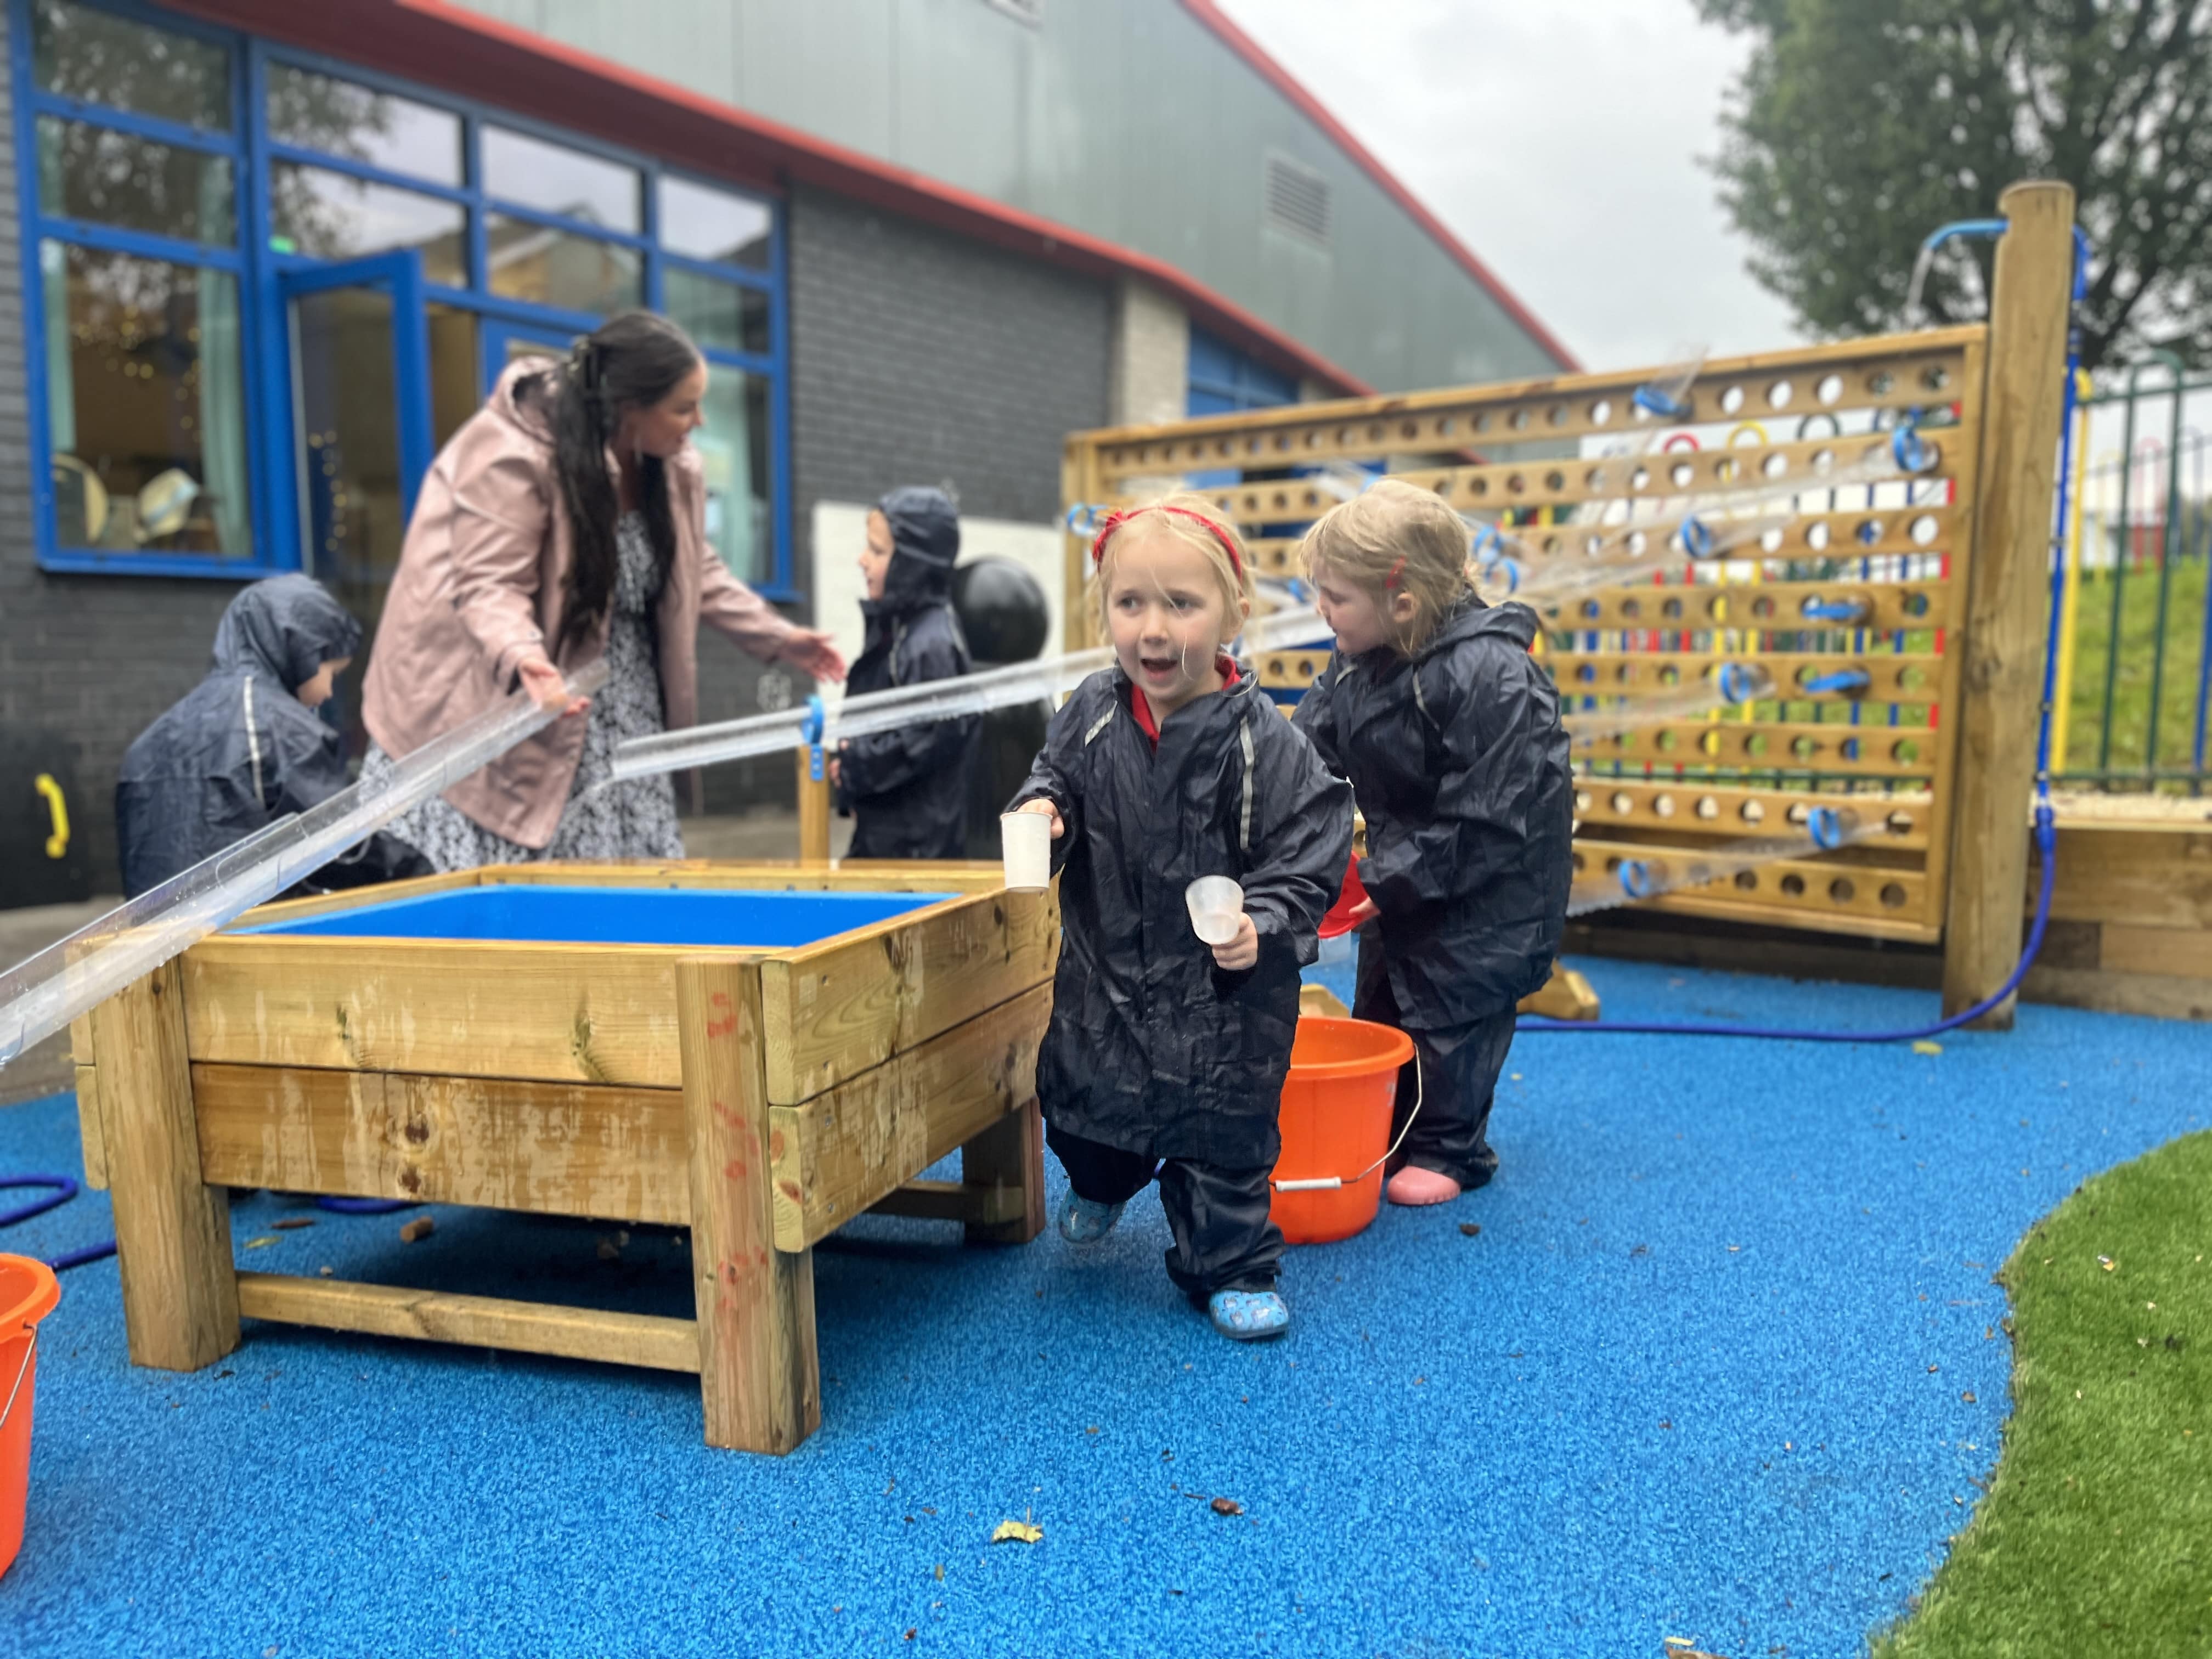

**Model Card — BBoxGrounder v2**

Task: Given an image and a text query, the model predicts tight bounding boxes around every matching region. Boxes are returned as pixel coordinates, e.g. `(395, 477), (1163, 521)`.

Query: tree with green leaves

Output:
(1697, 0), (2212, 368)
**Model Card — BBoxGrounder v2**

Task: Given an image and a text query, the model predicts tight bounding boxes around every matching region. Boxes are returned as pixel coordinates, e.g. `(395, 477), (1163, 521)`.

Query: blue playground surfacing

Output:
(231, 884), (958, 949)
(0, 957), (2205, 1658)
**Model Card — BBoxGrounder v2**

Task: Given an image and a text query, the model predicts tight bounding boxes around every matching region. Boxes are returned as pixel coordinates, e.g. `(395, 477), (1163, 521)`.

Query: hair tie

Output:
(1384, 555), (1407, 591)
(1089, 504), (1244, 579)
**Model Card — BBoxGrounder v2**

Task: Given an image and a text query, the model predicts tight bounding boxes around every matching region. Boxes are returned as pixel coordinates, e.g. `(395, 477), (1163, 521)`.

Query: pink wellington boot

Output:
(1385, 1165), (1462, 1206)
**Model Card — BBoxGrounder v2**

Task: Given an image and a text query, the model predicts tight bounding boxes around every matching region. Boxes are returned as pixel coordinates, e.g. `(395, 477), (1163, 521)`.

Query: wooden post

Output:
(676, 956), (820, 1454)
(795, 744), (831, 863)
(960, 1097), (1046, 1246)
(89, 962), (240, 1372)
(1943, 180), (2077, 1025)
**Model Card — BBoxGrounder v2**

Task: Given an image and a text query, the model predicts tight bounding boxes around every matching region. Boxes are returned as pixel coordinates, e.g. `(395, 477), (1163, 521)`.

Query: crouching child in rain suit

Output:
(1009, 493), (1351, 1340)
(1293, 480), (1573, 1206)
(831, 487), (980, 859)
(116, 574), (432, 898)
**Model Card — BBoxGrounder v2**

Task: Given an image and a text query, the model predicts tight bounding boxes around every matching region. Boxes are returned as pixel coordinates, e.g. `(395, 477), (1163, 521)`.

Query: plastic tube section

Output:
(0, 658), (611, 1070)
(1566, 806), (1864, 919)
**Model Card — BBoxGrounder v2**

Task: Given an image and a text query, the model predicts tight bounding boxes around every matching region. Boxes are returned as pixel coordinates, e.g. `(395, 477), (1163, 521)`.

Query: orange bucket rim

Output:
(1289, 1016), (1415, 1079)
(0, 1255), (59, 1333)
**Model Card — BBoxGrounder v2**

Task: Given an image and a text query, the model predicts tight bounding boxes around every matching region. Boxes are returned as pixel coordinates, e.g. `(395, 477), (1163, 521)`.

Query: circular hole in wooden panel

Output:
(1472, 413), (1491, 433)
(1584, 467), (1606, 492)
(1571, 850), (1586, 873)
(1575, 789), (1593, 812)
(1215, 439), (1234, 457)
(1786, 802), (1810, 825)
(1662, 597), (1685, 620)
(1672, 461), (1695, 488)
(1652, 793), (1676, 818)
(1655, 728), (1679, 752)
(1548, 404), (1569, 427)
(1699, 730), (1723, 756)
(1901, 590), (1930, 617)
(1717, 456), (1741, 483)
(1590, 399), (1614, 425)
(1541, 535), (1561, 556)
(1780, 873), (1807, 897)
(1510, 409), (1531, 431)
(1576, 663), (1597, 683)
(1400, 420), (1420, 440)
(1545, 470), (1566, 491)
(1630, 467), (1651, 492)
(1760, 527), (1786, 553)
(1621, 597), (1643, 619)
(1806, 522), (1832, 551)
(1470, 478), (1489, 498)
(1696, 794), (1720, 820)
(1839, 736), (1861, 760)
(1886, 810), (1915, 835)
(1735, 870), (1760, 891)
(1622, 663), (1641, 686)
(1763, 453), (1790, 479)
(1583, 533), (1605, 557)
(1816, 373), (1844, 405)
(1581, 599), (1602, 620)
(1880, 882), (1908, 909)
(1437, 417), (1456, 437)
(1812, 448), (1836, 473)
(1922, 365), (1950, 391)
(1610, 791), (1634, 814)
(1751, 595), (1776, 619)
(1741, 798), (1768, 822)
(1899, 664), (1928, 692)
(1910, 514), (1940, 546)
(1305, 431), (1323, 449)
(1603, 855), (1623, 874)
(1656, 663), (1680, 686)
(1706, 595), (1728, 623)
(1767, 379), (1795, 409)
(1743, 733), (1769, 759)
(1720, 385), (1746, 414)
(1366, 422), (1386, 441)
(1857, 518), (1884, 545)
(1271, 490), (1290, 509)
(1892, 736), (1922, 764)
(1506, 473), (1527, 495)
(1869, 370), (1895, 395)
(1828, 877), (1856, 904)
(1627, 530), (1650, 556)
(1792, 735), (1819, 759)
(1246, 437), (1264, 455)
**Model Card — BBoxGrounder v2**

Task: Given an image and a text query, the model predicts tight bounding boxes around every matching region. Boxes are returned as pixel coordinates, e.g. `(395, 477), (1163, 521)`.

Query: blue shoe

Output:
(1058, 1193), (1125, 1245)
(1208, 1289), (1290, 1341)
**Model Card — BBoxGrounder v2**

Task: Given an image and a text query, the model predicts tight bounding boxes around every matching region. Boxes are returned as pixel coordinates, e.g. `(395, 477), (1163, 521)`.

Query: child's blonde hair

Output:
(1300, 478), (1477, 654)
(1088, 490), (1256, 642)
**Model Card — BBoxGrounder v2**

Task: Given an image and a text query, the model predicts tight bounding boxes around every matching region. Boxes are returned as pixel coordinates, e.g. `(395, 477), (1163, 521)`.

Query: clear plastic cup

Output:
(1000, 810), (1053, 891)
(1184, 876), (1245, 946)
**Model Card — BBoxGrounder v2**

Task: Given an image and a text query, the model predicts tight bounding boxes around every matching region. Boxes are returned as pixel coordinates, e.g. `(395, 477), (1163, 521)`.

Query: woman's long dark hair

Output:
(532, 311), (703, 654)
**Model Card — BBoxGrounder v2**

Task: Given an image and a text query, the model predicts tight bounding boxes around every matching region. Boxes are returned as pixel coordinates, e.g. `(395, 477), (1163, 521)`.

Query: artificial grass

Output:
(1874, 1128), (2212, 1656)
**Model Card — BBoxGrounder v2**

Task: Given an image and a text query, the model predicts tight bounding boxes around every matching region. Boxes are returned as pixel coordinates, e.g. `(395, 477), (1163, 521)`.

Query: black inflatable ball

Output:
(949, 557), (1054, 857)
(951, 557), (1051, 667)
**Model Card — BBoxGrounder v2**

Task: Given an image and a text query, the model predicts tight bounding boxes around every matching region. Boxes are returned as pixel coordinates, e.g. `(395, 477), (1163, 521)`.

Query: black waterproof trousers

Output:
(1355, 925), (1519, 1190)
(1046, 1121), (1283, 1299)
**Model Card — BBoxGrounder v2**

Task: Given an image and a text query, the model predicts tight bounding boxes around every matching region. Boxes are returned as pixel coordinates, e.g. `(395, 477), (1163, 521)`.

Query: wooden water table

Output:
(72, 860), (1057, 1453)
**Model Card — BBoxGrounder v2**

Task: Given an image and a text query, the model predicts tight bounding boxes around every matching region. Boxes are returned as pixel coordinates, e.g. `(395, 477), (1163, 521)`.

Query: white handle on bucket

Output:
(0, 1327), (36, 1434)
(1269, 1055), (1423, 1192)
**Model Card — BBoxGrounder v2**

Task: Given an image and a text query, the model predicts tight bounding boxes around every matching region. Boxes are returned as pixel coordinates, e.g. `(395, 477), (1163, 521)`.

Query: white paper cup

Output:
(1000, 810), (1053, 891)
(1184, 876), (1245, 946)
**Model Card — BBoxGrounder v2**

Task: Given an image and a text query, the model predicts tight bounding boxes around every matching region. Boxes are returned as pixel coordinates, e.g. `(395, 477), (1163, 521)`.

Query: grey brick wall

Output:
(691, 182), (1111, 813)
(0, 9), (239, 892)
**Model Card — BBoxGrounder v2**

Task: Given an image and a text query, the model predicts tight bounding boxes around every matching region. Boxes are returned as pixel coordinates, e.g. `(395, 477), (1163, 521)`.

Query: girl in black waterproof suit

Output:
(831, 487), (980, 859)
(1293, 480), (1573, 1206)
(1010, 495), (1351, 1341)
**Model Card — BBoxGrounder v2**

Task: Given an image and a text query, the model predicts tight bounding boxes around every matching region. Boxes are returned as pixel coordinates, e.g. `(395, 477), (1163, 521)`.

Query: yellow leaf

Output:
(1912, 1040), (1943, 1056)
(991, 1520), (1043, 1545)
(244, 1236), (279, 1250)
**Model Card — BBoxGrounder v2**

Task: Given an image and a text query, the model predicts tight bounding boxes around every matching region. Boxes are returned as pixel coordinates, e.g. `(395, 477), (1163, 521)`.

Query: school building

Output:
(0, 0), (1574, 896)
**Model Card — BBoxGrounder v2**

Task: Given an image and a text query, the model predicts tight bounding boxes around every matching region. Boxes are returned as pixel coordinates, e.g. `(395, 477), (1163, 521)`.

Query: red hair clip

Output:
(1384, 555), (1407, 591)
(1090, 504), (1244, 580)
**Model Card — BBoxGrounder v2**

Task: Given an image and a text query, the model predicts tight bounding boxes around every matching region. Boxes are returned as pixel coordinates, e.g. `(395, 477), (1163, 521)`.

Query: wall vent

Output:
(1263, 153), (1331, 246)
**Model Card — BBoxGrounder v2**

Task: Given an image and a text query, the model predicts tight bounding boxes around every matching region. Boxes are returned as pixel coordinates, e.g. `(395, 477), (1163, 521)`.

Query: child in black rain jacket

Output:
(1292, 480), (1573, 1206)
(1010, 493), (1351, 1341)
(115, 574), (431, 898)
(831, 487), (979, 859)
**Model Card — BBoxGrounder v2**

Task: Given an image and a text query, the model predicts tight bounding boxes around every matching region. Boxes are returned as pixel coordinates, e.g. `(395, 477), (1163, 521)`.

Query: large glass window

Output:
(30, 0), (229, 129)
(42, 242), (250, 557)
(18, 0), (790, 594)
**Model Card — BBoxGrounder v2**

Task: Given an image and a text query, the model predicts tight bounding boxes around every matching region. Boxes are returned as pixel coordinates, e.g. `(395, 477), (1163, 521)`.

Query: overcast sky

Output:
(1214, 0), (1809, 372)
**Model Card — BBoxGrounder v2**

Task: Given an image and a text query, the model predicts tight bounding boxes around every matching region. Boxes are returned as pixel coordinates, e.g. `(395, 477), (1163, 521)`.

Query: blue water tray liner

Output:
(235, 884), (958, 949)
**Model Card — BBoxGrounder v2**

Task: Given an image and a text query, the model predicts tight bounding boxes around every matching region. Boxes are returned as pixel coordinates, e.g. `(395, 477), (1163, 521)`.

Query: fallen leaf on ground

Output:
(991, 1520), (1042, 1544)
(271, 1218), (315, 1231)
(1210, 1496), (1243, 1516)
(1912, 1040), (1943, 1056)
(244, 1236), (279, 1250)
(400, 1217), (435, 1244)
(1459, 1222), (1481, 1237)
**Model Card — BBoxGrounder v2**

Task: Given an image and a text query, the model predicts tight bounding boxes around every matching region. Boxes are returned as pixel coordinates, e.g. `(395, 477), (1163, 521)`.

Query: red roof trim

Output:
(1177, 0), (1582, 373)
(166, 0), (1374, 395)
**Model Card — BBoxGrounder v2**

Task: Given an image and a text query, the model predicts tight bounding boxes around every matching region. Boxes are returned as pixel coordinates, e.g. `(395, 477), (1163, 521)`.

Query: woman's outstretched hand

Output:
(517, 653), (590, 716)
(781, 629), (847, 683)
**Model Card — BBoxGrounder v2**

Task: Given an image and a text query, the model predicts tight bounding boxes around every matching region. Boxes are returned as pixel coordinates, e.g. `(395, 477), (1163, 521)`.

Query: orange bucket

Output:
(0, 1254), (60, 1581)
(1269, 1017), (1416, 1245)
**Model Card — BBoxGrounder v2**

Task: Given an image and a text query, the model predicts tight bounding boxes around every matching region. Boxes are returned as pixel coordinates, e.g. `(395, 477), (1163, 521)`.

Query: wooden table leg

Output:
(677, 957), (821, 1454)
(89, 962), (240, 1372)
(961, 1097), (1046, 1246)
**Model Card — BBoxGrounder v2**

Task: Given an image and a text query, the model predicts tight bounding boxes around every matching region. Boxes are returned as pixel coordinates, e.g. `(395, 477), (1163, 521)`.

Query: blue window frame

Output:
(10, 0), (798, 599)
(1188, 324), (1296, 417)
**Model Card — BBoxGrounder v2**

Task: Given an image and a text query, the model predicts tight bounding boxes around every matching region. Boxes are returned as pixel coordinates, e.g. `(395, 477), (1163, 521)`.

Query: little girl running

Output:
(1011, 493), (1351, 1340)
(1292, 480), (1573, 1205)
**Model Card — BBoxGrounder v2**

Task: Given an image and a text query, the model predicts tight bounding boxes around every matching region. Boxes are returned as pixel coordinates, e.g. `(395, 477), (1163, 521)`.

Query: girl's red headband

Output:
(1088, 505), (1244, 580)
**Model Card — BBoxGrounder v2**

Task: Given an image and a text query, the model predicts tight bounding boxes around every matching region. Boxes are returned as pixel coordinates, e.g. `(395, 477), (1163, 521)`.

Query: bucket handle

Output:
(1270, 1056), (1424, 1192)
(0, 1327), (36, 1435)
